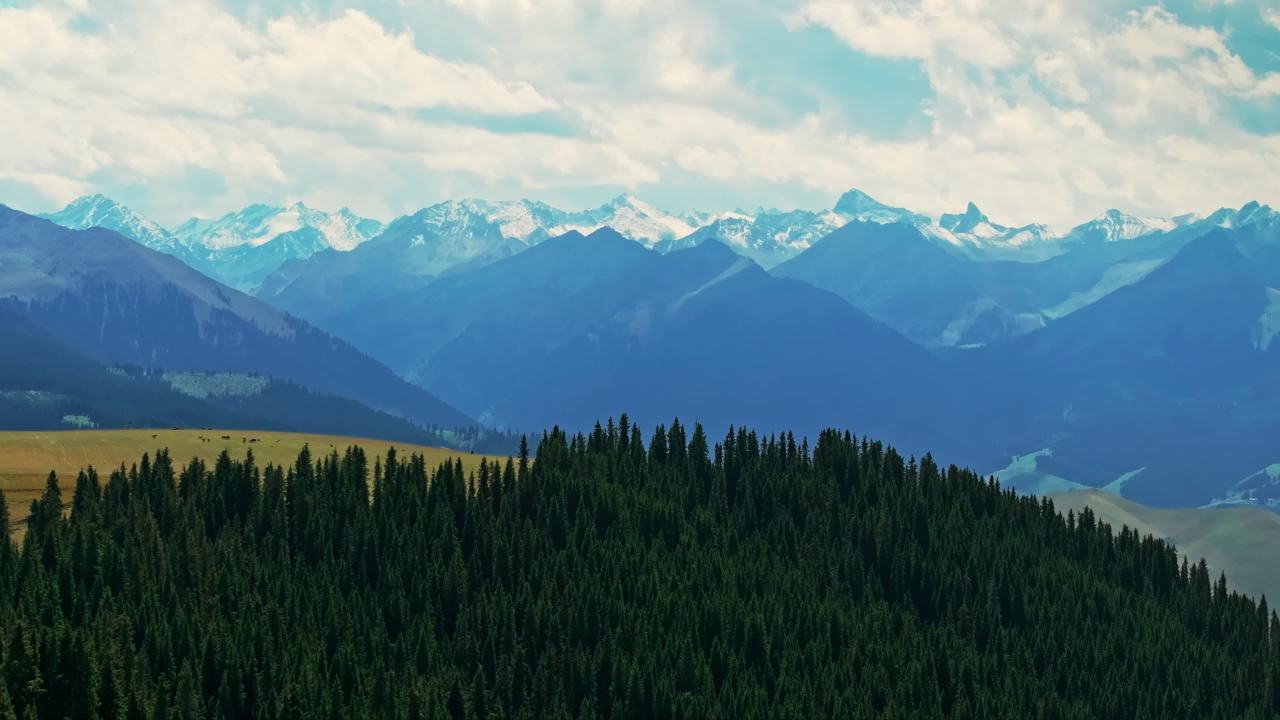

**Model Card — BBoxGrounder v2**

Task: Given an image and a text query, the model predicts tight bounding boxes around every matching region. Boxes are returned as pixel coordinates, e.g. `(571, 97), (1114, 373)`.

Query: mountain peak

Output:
(678, 235), (745, 264)
(68, 193), (115, 207)
(606, 193), (639, 206)
(59, 194), (129, 215)
(833, 188), (929, 227)
(939, 202), (992, 233)
(833, 188), (887, 215)
(586, 226), (631, 244)
(1069, 208), (1174, 242)
(39, 194), (178, 252)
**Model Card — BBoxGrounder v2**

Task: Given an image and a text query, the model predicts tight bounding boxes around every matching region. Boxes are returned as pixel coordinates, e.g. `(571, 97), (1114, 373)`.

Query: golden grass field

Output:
(1052, 489), (1280, 603)
(0, 428), (505, 536)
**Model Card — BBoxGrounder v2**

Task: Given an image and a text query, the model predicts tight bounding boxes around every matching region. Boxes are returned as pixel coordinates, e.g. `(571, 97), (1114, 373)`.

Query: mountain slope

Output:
(773, 206), (1263, 348)
(0, 306), (265, 431)
(321, 228), (946, 446)
(0, 205), (473, 432)
(38, 194), (200, 266)
(774, 221), (1045, 347)
(0, 310), (452, 444)
(965, 229), (1280, 506)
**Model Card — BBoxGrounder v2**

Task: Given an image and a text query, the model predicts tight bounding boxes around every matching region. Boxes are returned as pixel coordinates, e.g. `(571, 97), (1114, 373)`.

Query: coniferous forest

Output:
(1, 417), (1279, 719)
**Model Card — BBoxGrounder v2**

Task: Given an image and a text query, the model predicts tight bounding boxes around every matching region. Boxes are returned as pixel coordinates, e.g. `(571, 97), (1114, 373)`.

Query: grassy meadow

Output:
(0, 428), (505, 536)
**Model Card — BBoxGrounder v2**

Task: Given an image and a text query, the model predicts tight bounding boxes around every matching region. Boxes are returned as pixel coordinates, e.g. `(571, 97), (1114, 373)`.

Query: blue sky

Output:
(1, 0), (1278, 229)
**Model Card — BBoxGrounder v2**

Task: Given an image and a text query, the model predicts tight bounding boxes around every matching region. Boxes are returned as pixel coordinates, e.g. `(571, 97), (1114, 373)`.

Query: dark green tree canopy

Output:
(1, 420), (1277, 718)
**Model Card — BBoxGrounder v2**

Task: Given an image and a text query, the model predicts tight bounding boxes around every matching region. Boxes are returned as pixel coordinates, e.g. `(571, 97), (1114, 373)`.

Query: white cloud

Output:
(0, 3), (556, 116)
(784, 0), (1280, 226)
(787, 0), (1019, 69)
(1262, 7), (1280, 31)
(0, 0), (1276, 231)
(0, 1), (607, 219)
(1034, 52), (1090, 104)
(259, 10), (556, 114)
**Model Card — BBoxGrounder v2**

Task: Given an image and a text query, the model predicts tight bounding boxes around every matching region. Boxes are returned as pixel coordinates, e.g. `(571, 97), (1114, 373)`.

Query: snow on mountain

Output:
(40, 192), (1275, 294)
(42, 196), (385, 291)
(383, 194), (700, 251)
(659, 189), (937, 269)
(362, 200), (528, 278)
(659, 209), (847, 269)
(174, 202), (382, 252)
(1204, 201), (1278, 232)
(1064, 209), (1180, 243)
(940, 202), (1002, 238)
(545, 194), (698, 248)
(40, 195), (183, 253)
(930, 201), (1060, 259)
(833, 189), (930, 225)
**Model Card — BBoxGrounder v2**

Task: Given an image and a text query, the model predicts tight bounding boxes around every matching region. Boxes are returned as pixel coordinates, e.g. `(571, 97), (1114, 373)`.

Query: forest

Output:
(1, 417), (1278, 718)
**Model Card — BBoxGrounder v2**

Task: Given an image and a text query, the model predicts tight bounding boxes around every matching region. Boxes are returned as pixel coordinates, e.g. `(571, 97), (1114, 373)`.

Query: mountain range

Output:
(19, 189), (1280, 510)
(44, 189), (1266, 344)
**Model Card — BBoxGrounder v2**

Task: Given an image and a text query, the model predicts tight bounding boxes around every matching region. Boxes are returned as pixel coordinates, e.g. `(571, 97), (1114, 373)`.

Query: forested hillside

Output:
(1, 420), (1278, 718)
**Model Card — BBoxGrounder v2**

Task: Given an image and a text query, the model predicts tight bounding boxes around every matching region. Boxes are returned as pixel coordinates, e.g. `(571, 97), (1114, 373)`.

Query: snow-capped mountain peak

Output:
(39, 195), (179, 252)
(832, 188), (928, 225)
(174, 203), (383, 252)
(926, 203), (1061, 258)
(558, 194), (697, 248)
(940, 202), (995, 235)
(1069, 209), (1176, 243)
(1208, 201), (1277, 230)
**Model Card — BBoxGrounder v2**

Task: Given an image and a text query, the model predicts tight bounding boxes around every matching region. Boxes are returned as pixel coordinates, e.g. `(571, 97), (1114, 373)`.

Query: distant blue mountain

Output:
(0, 205), (473, 433)
(318, 228), (947, 447)
(959, 228), (1280, 506)
(773, 221), (1045, 347)
(0, 306), (449, 444)
(775, 203), (1277, 348)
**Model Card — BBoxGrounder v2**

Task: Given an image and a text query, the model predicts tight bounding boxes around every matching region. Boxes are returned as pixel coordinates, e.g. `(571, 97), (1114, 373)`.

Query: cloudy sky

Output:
(1, 0), (1278, 229)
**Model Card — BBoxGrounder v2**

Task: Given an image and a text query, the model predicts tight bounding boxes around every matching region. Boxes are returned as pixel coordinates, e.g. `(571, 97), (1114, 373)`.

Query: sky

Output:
(1, 0), (1278, 230)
